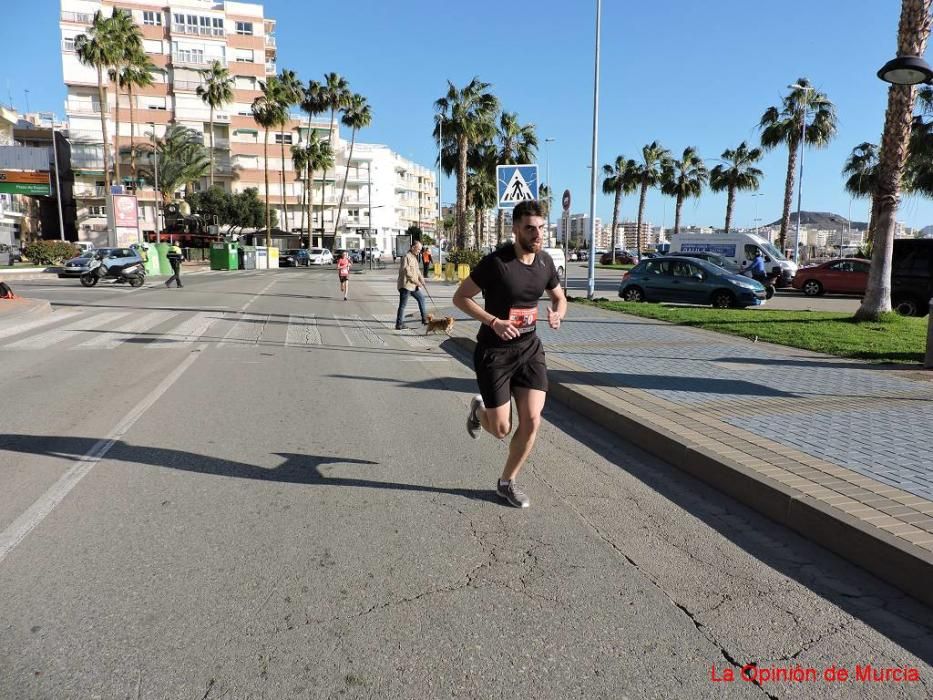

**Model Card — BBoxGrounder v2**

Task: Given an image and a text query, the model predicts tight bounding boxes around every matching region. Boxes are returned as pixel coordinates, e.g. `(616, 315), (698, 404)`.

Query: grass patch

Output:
(573, 298), (928, 364)
(594, 263), (634, 270)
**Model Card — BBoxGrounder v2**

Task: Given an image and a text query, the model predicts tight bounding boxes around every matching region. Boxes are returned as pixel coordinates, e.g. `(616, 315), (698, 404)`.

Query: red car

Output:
(791, 258), (870, 296)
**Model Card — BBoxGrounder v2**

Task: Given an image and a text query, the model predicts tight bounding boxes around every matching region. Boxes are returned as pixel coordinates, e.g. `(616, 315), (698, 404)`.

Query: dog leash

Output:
(422, 284), (442, 316)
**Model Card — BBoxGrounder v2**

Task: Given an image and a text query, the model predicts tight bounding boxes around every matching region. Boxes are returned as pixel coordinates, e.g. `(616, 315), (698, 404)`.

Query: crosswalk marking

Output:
(75, 310), (178, 349)
(0, 309), (82, 340)
(286, 314), (321, 346)
(4, 311), (132, 350)
(146, 312), (224, 349)
(218, 313), (270, 348)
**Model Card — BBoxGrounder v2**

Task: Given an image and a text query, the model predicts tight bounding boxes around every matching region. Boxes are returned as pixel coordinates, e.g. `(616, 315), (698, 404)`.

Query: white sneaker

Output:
(466, 394), (484, 439)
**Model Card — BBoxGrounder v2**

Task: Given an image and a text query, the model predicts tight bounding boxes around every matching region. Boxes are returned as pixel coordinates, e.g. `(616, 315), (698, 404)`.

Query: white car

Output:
(308, 247), (334, 265)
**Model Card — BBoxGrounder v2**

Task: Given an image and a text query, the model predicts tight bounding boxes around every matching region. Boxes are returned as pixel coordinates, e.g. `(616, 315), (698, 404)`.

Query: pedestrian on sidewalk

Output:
(395, 241), (429, 330)
(337, 250), (352, 301)
(452, 199), (567, 509)
(165, 242), (184, 288)
(422, 246), (433, 278)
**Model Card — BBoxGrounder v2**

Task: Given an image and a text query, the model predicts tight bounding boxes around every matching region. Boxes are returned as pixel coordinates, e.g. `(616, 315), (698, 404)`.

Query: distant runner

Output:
(337, 250), (351, 301)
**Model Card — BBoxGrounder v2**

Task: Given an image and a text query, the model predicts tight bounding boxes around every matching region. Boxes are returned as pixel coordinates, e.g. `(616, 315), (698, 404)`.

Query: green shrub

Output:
(445, 248), (484, 267)
(23, 240), (79, 266)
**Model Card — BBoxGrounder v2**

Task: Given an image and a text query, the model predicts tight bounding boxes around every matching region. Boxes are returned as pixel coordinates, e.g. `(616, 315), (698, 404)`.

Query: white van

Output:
(543, 247), (566, 278)
(668, 233), (797, 284)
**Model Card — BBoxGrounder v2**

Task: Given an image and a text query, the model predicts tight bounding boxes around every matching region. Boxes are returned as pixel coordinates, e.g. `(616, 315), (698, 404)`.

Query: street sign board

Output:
(0, 170), (51, 196)
(496, 164), (538, 208)
(562, 189), (571, 212)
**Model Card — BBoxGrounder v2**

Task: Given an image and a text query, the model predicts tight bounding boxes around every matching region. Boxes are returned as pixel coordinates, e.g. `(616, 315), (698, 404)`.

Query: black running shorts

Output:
(473, 334), (548, 409)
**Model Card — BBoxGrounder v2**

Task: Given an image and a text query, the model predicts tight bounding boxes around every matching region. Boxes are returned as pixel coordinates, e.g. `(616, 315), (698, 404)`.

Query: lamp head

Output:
(877, 55), (933, 85)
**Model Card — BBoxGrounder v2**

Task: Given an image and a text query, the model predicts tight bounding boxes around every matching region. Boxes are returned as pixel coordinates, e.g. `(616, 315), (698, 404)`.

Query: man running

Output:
(452, 200), (567, 509)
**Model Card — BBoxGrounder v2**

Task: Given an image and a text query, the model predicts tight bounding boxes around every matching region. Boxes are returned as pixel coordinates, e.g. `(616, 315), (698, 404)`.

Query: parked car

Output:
(362, 246), (382, 261)
(349, 250), (363, 264)
(0, 243), (23, 266)
(790, 258), (869, 297)
(891, 239), (933, 316)
(669, 250), (742, 273)
(618, 256), (767, 309)
(58, 247), (141, 278)
(307, 247), (334, 265)
(600, 250), (638, 265)
(279, 249), (310, 267)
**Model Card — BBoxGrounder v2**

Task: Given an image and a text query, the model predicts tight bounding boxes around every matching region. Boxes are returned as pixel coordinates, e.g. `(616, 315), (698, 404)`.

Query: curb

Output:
(0, 268), (57, 281)
(0, 297), (52, 328)
(447, 331), (933, 608)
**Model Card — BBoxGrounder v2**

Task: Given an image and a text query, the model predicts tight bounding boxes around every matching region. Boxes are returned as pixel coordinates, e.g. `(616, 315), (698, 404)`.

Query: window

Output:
(62, 37), (75, 52)
(143, 11), (162, 26)
(212, 18), (224, 35)
(234, 48), (254, 63)
(274, 133), (293, 145)
(143, 39), (163, 54)
(88, 206), (106, 217)
(236, 21), (253, 35)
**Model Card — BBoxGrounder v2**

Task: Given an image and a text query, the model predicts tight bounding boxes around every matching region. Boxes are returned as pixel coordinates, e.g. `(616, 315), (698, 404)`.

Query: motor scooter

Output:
(743, 268), (778, 299)
(80, 254), (146, 288)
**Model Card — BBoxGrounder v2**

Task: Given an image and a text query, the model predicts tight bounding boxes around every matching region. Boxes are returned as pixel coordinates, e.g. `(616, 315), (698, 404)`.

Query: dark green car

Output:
(618, 256), (767, 308)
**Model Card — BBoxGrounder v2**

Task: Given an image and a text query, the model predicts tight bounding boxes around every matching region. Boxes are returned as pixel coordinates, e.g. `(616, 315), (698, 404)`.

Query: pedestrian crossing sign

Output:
(497, 165), (538, 208)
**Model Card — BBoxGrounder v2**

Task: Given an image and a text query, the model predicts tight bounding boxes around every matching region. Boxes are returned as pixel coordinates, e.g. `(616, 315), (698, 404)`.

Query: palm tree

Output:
(467, 167), (497, 248)
(113, 49), (154, 188)
(709, 142), (764, 233)
(856, 0), (932, 323)
(138, 125), (210, 204)
(74, 9), (140, 191)
(196, 61), (234, 188)
(306, 133), (334, 248)
(662, 147), (708, 235)
(275, 69), (303, 234)
(298, 80), (325, 239)
(759, 78), (838, 250)
(493, 111), (537, 243)
(291, 143), (310, 238)
(601, 156), (639, 261)
(252, 81), (287, 247)
(334, 94), (373, 241)
(633, 142), (672, 255)
(434, 77), (500, 248)
(318, 73), (351, 248)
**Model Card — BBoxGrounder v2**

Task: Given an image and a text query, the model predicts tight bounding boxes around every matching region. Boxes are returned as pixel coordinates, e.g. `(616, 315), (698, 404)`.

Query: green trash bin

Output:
(154, 243), (172, 276)
(210, 242), (238, 270)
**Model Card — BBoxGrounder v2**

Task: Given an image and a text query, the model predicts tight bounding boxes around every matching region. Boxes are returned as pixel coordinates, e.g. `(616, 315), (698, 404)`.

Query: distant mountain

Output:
(766, 211), (867, 231)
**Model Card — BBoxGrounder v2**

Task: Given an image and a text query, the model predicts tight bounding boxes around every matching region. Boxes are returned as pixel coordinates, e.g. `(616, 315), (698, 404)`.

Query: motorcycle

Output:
(742, 268), (778, 299)
(80, 254), (146, 288)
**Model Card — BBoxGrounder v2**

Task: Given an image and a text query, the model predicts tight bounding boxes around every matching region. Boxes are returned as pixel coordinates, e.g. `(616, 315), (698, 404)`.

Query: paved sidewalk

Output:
(394, 275), (933, 607)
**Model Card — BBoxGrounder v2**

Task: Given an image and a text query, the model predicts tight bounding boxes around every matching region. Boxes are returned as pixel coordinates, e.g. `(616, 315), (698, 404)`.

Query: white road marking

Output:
(0, 351), (202, 565)
(75, 310), (178, 349)
(146, 312), (224, 349)
(333, 314), (354, 347)
(286, 314), (321, 346)
(4, 311), (132, 349)
(0, 309), (82, 341)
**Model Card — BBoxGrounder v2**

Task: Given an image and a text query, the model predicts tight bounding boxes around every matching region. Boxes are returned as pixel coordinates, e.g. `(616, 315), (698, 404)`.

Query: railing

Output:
(171, 24), (225, 38)
(172, 52), (225, 67)
(61, 11), (93, 24)
(265, 62), (276, 74)
(265, 35), (276, 47)
(73, 185), (108, 198)
(172, 80), (205, 92)
(65, 103), (102, 114)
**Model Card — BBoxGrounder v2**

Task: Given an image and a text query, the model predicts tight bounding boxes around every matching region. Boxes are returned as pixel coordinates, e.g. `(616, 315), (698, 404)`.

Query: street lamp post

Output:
(148, 123), (162, 237)
(544, 137), (555, 246)
(437, 117), (443, 270)
(751, 192), (764, 238)
(789, 83), (813, 263)
(586, 0), (601, 300)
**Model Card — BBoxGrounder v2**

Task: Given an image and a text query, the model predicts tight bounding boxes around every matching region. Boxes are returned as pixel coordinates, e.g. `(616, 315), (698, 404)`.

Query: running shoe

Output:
(496, 480), (530, 509)
(466, 394), (484, 439)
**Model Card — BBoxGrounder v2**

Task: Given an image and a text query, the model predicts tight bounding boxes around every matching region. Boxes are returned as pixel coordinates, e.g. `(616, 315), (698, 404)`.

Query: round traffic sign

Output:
(562, 189), (571, 212)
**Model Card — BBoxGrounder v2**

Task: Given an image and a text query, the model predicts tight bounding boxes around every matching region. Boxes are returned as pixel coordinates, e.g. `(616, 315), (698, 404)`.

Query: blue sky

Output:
(2, 0), (931, 229)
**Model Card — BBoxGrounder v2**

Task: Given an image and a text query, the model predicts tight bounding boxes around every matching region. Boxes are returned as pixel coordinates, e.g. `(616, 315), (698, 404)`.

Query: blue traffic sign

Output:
(496, 165), (538, 208)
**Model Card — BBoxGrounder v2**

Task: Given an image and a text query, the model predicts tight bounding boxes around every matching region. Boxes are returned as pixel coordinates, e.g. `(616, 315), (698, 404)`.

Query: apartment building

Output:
(556, 213), (602, 249)
(60, 0), (436, 251)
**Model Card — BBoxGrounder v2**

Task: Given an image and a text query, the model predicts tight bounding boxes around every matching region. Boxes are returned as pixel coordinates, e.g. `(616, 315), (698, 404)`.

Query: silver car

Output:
(58, 247), (142, 278)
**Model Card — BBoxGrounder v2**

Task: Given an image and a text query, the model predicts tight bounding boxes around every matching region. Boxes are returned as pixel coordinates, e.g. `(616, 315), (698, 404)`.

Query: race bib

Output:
(508, 307), (538, 333)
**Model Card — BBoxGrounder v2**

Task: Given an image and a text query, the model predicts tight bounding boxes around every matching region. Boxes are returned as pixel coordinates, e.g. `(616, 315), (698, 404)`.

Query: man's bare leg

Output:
(501, 388), (545, 481)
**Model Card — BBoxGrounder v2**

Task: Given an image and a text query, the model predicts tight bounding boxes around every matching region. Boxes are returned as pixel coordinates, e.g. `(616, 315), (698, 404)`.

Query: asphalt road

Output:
(564, 264), (863, 312)
(1, 268), (930, 698)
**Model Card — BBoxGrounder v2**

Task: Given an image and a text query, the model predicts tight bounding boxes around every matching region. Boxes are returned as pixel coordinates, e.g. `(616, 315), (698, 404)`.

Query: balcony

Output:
(172, 52), (225, 68)
(171, 24), (225, 39)
(61, 11), (93, 24)
(265, 35), (276, 47)
(73, 184), (108, 198)
(265, 62), (276, 75)
(172, 80), (205, 92)
(65, 102), (102, 115)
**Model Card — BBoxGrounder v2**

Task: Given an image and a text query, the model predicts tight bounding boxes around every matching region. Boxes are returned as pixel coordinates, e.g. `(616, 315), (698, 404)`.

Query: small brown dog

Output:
(425, 313), (455, 335)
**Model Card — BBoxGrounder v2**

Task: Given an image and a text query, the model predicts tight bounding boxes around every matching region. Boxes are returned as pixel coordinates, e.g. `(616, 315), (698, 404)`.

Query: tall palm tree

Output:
(318, 73), (351, 248)
(856, 0), (932, 323)
(434, 78), (500, 248)
(842, 142), (880, 198)
(493, 111), (537, 243)
(662, 147), (708, 235)
(252, 82), (287, 247)
(601, 156), (639, 261)
(275, 69), (303, 234)
(709, 142), (764, 233)
(633, 141), (672, 255)
(307, 133), (334, 249)
(467, 167), (497, 249)
(138, 125), (210, 204)
(196, 60), (234, 188)
(291, 143), (310, 238)
(74, 9), (139, 191)
(113, 49), (155, 188)
(298, 80), (326, 239)
(759, 78), (838, 250)
(334, 94), (373, 240)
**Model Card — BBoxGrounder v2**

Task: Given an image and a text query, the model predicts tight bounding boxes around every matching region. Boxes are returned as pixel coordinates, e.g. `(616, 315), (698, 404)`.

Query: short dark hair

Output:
(512, 200), (545, 225)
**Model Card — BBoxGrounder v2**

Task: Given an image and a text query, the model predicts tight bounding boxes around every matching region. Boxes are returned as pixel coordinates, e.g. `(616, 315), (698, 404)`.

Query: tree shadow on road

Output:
(0, 434), (499, 505)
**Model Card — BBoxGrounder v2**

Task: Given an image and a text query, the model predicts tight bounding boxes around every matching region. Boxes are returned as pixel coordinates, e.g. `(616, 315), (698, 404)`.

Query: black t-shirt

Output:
(470, 246), (560, 347)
